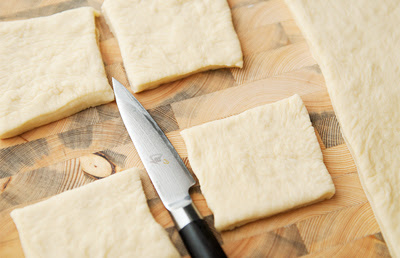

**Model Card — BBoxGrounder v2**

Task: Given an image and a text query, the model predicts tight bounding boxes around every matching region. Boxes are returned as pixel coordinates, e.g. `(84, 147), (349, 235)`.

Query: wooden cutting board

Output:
(0, 0), (391, 257)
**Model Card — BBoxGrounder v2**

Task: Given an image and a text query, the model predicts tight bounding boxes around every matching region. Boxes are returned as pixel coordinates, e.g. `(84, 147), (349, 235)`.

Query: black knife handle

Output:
(179, 218), (227, 258)
(169, 204), (227, 258)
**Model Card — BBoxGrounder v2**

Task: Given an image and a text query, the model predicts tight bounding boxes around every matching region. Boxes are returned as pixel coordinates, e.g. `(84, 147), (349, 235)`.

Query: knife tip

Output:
(112, 77), (136, 104)
(111, 77), (119, 87)
(112, 77), (125, 94)
(112, 77), (124, 100)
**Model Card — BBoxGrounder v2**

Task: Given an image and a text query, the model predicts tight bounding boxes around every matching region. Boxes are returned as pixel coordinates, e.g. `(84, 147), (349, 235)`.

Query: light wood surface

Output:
(0, 0), (391, 257)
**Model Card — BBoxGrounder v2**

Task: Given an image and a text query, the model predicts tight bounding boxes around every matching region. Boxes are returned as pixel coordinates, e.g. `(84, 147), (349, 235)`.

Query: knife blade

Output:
(112, 78), (227, 258)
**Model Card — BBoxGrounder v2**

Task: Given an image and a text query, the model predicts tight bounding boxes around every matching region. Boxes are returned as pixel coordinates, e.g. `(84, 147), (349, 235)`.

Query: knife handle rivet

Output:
(163, 159), (169, 164)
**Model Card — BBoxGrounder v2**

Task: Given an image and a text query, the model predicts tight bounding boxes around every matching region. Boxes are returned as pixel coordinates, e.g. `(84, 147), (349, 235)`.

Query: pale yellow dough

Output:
(11, 168), (180, 258)
(101, 0), (243, 93)
(0, 7), (114, 139)
(285, 1), (400, 257)
(181, 95), (335, 231)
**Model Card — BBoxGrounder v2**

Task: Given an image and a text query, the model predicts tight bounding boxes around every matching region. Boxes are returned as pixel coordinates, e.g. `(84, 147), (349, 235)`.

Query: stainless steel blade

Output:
(113, 78), (196, 210)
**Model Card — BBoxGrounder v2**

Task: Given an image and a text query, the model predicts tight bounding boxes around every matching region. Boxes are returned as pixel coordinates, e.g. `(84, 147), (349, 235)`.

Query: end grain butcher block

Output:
(0, 0), (390, 257)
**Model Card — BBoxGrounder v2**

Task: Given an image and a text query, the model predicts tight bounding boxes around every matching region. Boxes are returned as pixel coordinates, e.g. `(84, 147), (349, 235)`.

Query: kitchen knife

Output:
(112, 78), (227, 258)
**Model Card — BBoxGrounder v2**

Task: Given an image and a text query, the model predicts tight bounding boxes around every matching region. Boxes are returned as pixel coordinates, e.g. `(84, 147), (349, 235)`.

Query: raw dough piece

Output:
(0, 7), (114, 139)
(181, 95), (335, 231)
(102, 0), (243, 93)
(284, 1), (400, 256)
(11, 168), (180, 258)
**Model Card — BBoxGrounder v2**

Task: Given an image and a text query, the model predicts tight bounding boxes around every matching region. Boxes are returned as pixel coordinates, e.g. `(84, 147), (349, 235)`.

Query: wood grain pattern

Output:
(224, 224), (308, 257)
(231, 41), (317, 84)
(297, 202), (380, 253)
(304, 233), (390, 258)
(237, 23), (289, 56)
(172, 68), (325, 129)
(322, 144), (357, 176)
(281, 19), (305, 43)
(231, 0), (293, 32)
(0, 0), (389, 257)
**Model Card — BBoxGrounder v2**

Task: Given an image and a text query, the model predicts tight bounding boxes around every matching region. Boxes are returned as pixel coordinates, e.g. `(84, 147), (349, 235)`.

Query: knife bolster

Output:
(169, 203), (202, 230)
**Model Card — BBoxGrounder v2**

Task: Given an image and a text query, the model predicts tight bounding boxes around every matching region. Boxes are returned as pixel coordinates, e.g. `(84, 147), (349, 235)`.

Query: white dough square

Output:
(102, 0), (243, 93)
(0, 7), (114, 139)
(181, 95), (335, 231)
(11, 168), (180, 258)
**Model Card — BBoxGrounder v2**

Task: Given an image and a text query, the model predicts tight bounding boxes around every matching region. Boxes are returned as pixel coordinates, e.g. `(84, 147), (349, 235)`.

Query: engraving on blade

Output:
(113, 79), (195, 210)
(150, 154), (170, 165)
(150, 154), (163, 164)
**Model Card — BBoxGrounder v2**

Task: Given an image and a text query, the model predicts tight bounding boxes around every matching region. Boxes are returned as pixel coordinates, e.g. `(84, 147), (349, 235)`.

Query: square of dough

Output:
(102, 0), (243, 93)
(0, 7), (114, 139)
(181, 94), (335, 231)
(10, 168), (180, 258)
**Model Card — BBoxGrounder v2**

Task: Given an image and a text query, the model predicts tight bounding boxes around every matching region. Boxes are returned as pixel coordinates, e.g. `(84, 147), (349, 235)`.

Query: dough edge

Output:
(0, 90), (114, 139)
